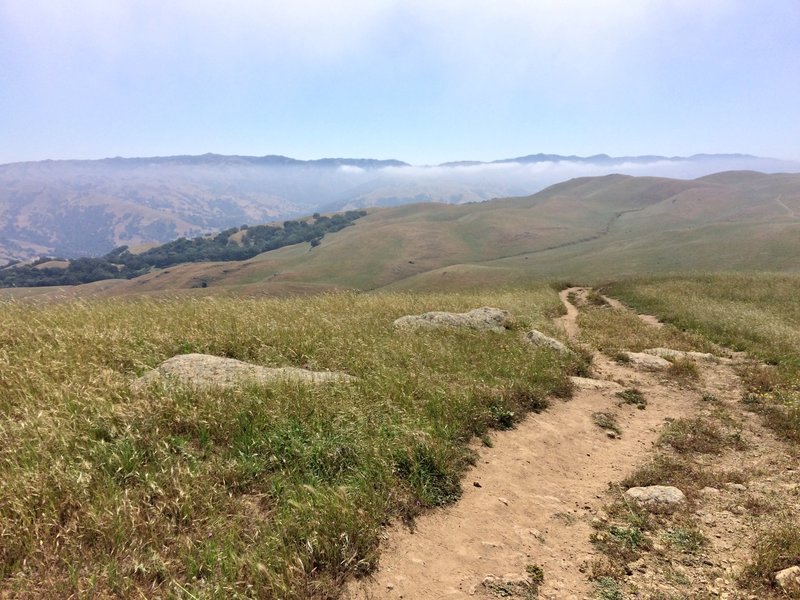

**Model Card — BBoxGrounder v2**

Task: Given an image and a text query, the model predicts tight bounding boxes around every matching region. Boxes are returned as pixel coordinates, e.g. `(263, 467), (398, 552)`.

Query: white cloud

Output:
(338, 164), (365, 173)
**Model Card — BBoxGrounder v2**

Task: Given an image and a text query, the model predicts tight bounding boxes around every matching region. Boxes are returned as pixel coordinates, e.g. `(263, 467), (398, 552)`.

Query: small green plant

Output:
(586, 289), (610, 307)
(663, 527), (706, 553)
(740, 520), (800, 593)
(608, 525), (647, 551)
(594, 576), (624, 600)
(666, 358), (700, 382)
(659, 418), (727, 454)
(616, 388), (646, 410)
(613, 352), (631, 364)
(526, 563), (544, 586)
(593, 412), (621, 436)
(567, 291), (580, 306)
(490, 405), (517, 430)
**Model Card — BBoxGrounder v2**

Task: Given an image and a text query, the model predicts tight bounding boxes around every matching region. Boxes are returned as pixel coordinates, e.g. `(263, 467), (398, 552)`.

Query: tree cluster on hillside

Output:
(0, 211), (366, 288)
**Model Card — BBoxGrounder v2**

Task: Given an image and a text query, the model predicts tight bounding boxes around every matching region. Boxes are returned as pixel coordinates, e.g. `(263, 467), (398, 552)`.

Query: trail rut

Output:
(344, 287), (738, 599)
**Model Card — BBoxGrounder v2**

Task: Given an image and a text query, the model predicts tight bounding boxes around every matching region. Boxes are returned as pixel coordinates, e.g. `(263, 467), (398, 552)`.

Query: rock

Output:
(393, 307), (513, 332)
(569, 376), (623, 391)
(644, 347), (733, 364)
(724, 482), (747, 492)
(624, 485), (686, 509)
(622, 352), (672, 370)
(700, 487), (721, 495)
(644, 347), (713, 361)
(522, 329), (572, 354)
(133, 353), (354, 391)
(775, 566), (800, 593)
(605, 430), (619, 439)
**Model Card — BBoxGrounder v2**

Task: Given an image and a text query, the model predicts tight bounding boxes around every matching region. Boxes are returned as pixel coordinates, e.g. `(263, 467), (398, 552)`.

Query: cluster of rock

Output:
(619, 347), (729, 371)
(644, 347), (732, 364)
(136, 307), (573, 391)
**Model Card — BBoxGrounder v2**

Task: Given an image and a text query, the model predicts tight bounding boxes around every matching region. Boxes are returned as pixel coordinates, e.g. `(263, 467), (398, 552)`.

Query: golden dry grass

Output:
(0, 285), (580, 597)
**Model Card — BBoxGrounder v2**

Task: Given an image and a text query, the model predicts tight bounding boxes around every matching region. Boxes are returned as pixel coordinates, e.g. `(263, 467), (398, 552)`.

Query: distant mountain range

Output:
(1, 152), (797, 264)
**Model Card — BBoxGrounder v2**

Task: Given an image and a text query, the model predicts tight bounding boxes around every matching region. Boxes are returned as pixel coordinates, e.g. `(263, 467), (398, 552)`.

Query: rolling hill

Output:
(1, 152), (795, 265)
(5, 169), (798, 300)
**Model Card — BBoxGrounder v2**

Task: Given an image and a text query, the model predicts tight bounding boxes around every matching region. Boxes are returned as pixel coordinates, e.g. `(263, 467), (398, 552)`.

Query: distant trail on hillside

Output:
(473, 207), (647, 267)
(775, 195), (797, 218)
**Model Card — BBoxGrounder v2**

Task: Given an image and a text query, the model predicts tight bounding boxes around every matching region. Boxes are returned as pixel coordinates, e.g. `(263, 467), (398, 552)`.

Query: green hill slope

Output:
(6, 170), (799, 300)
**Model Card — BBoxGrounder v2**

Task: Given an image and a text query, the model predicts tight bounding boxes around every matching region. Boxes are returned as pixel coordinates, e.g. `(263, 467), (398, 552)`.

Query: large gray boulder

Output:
(522, 329), (572, 354)
(393, 307), (513, 333)
(133, 353), (354, 391)
(624, 485), (686, 509)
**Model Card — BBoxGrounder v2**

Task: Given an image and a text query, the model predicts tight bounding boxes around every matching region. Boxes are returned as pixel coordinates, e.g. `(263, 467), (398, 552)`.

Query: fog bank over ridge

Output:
(0, 152), (798, 264)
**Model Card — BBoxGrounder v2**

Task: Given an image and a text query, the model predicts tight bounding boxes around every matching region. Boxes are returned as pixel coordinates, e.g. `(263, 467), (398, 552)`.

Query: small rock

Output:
(776, 566), (800, 593)
(622, 352), (672, 370)
(522, 329), (573, 354)
(700, 486), (721, 495)
(498, 497), (509, 506)
(730, 505), (747, 515)
(644, 347), (721, 362)
(386, 583), (394, 591)
(627, 558), (646, 573)
(699, 513), (716, 526)
(473, 481), (482, 488)
(605, 429), (619, 439)
(569, 376), (623, 391)
(624, 485), (686, 509)
(724, 483), (747, 492)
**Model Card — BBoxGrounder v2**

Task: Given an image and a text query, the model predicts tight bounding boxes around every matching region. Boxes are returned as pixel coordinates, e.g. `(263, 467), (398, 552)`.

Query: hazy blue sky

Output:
(2, 1), (798, 165)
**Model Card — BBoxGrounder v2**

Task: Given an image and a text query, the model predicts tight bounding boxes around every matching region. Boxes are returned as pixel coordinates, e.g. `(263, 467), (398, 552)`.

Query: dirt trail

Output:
(344, 288), (736, 600)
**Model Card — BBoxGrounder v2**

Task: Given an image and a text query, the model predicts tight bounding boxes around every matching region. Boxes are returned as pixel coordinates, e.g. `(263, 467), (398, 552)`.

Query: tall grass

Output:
(607, 273), (800, 372)
(607, 273), (800, 432)
(0, 287), (577, 597)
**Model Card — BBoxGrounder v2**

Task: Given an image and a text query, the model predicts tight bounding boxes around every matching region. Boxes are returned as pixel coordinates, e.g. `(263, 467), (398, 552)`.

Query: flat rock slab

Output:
(623, 352), (672, 370)
(393, 307), (512, 333)
(522, 329), (572, 354)
(624, 485), (686, 508)
(133, 353), (354, 390)
(644, 347), (729, 363)
(569, 376), (623, 392)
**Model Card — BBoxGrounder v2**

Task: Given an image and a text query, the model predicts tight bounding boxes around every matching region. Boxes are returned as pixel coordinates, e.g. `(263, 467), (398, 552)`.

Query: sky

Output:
(1, 1), (799, 165)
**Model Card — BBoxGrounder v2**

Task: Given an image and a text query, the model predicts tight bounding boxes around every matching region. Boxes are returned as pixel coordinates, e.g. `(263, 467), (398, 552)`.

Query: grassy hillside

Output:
(607, 273), (800, 405)
(6, 170), (800, 301)
(0, 286), (581, 597)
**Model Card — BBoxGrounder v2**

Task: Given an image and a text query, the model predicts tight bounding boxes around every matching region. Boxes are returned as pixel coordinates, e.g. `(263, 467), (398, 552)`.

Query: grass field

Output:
(0, 286), (581, 597)
(607, 273), (800, 433)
